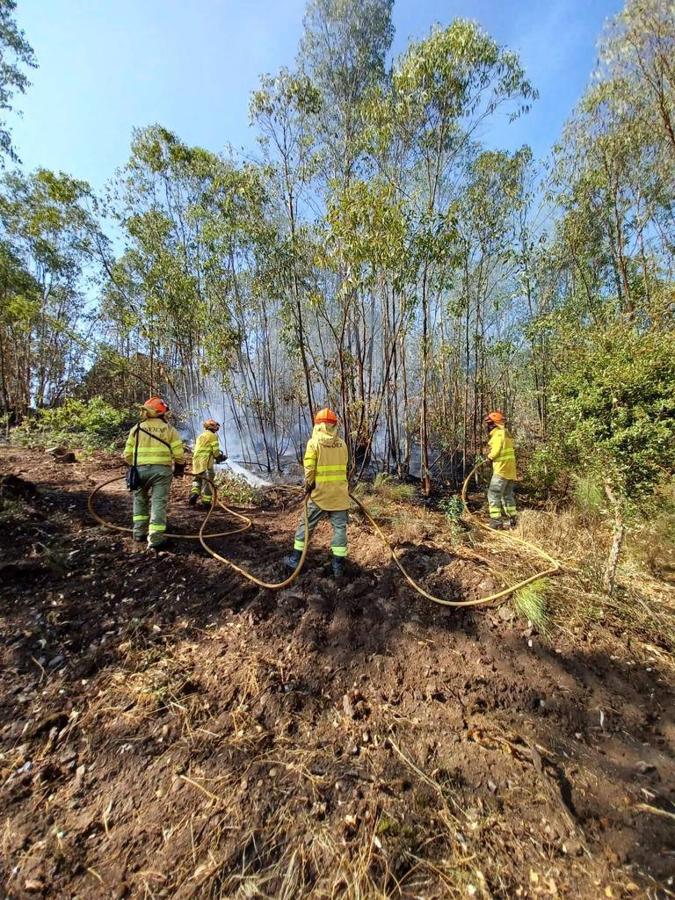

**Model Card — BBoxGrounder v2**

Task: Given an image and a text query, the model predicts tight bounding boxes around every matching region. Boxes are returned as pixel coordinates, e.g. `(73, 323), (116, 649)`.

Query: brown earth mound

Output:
(0, 447), (672, 898)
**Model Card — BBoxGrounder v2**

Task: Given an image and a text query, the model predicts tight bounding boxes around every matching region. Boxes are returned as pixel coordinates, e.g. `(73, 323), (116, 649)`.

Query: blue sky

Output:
(9, 0), (622, 191)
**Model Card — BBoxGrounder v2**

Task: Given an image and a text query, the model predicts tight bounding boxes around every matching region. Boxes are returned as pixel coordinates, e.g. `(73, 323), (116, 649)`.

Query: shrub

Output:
(11, 397), (137, 452)
(439, 495), (464, 522)
(213, 472), (264, 507)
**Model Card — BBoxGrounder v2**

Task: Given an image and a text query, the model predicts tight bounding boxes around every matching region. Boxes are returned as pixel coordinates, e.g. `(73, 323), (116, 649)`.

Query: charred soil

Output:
(0, 448), (673, 899)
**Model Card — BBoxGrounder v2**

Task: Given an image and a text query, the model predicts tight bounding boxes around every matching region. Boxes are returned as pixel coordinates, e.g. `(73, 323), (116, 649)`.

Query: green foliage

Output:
(372, 472), (416, 501)
(0, 0), (37, 160)
(572, 474), (605, 521)
(439, 495), (464, 522)
(547, 311), (674, 511)
(513, 578), (551, 636)
(11, 397), (137, 452)
(0, 168), (101, 416)
(213, 472), (264, 507)
(522, 446), (565, 498)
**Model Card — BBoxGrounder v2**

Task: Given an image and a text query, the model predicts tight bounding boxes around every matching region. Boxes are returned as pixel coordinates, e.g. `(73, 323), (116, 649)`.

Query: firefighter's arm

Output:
(170, 427), (185, 464)
(210, 433), (226, 462)
(303, 439), (317, 492)
(487, 430), (501, 462)
(122, 428), (135, 466)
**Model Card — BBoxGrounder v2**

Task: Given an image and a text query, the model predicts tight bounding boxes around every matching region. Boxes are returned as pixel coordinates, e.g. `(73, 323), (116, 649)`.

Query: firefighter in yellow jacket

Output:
(285, 407), (349, 577)
(485, 410), (517, 529)
(123, 397), (185, 549)
(189, 418), (226, 506)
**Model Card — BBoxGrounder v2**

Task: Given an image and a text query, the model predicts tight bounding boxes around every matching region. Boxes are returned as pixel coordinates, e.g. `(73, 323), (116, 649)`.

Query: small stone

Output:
(342, 694), (355, 718)
(562, 840), (583, 857)
(634, 761), (657, 775)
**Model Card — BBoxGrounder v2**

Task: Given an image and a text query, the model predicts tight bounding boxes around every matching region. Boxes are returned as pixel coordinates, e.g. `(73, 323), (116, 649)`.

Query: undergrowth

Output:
(372, 472), (416, 502)
(214, 471), (264, 506)
(11, 397), (137, 453)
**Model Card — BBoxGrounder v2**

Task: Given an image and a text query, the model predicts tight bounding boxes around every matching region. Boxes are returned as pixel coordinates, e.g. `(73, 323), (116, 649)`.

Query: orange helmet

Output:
(485, 410), (505, 426)
(143, 397), (169, 416)
(203, 418), (220, 431)
(314, 407), (338, 425)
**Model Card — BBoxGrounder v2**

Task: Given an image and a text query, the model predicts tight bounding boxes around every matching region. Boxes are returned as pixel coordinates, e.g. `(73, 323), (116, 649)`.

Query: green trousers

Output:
(190, 464), (215, 502)
(294, 500), (348, 557)
(487, 474), (517, 523)
(132, 465), (173, 547)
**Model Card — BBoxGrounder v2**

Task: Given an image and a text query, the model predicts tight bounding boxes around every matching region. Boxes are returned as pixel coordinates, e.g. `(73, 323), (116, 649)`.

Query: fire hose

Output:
(89, 463), (560, 606)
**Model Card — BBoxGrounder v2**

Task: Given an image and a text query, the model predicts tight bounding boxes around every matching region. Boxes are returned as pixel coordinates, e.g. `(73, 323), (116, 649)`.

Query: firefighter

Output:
(189, 418), (227, 506)
(285, 407), (349, 577)
(123, 397), (185, 549)
(485, 410), (517, 529)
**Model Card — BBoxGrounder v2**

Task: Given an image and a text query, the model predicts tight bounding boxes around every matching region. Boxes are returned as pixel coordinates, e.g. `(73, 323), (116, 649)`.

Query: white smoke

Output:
(181, 380), (273, 487)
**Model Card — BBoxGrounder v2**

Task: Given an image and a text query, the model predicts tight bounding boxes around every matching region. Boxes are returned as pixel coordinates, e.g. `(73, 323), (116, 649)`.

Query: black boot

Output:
(188, 493), (198, 506)
(509, 516), (517, 528)
(284, 549), (302, 572)
(331, 556), (345, 578)
(488, 519), (503, 530)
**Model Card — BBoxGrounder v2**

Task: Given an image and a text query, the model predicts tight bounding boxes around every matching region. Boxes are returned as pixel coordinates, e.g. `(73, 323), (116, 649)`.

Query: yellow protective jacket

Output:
(304, 423), (349, 511)
(123, 414), (184, 468)
(192, 430), (221, 474)
(487, 425), (517, 480)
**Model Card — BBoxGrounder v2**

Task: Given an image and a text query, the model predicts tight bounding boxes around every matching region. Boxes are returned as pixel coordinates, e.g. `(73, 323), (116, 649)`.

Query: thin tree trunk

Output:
(603, 480), (625, 597)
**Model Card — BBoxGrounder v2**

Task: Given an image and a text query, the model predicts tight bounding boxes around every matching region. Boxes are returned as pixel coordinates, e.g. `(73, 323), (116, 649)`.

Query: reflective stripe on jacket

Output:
(192, 430), (220, 474)
(487, 425), (517, 480)
(303, 423), (349, 511)
(123, 417), (184, 468)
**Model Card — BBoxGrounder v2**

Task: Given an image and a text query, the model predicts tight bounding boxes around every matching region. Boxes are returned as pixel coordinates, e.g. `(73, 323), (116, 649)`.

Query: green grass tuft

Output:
(513, 578), (552, 635)
(372, 472), (416, 501)
(572, 474), (604, 520)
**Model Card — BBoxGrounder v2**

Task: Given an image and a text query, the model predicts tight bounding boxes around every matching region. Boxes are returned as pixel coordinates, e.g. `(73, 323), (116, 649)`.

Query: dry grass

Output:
(512, 506), (675, 653)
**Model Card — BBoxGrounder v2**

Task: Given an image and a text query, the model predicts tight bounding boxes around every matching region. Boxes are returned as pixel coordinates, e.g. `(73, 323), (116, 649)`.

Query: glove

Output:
(174, 462), (185, 478)
(215, 452), (227, 464)
(303, 479), (315, 495)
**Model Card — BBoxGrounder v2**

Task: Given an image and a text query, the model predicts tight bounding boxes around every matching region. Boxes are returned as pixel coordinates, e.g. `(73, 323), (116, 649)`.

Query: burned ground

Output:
(0, 448), (673, 899)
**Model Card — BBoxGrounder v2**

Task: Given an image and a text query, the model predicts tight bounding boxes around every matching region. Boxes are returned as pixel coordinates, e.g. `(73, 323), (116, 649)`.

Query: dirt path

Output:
(0, 448), (672, 898)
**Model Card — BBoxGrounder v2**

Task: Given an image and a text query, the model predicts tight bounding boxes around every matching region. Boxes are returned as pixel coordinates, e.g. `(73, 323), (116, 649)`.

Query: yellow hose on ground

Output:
(87, 473), (252, 539)
(349, 462), (559, 609)
(88, 471), (310, 589)
(89, 464), (560, 606)
(197, 478), (311, 590)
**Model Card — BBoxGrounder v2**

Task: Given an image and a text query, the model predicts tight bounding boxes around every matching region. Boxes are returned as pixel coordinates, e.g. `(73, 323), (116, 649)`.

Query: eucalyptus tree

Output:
(250, 71), (322, 421)
(0, 0), (36, 162)
(0, 168), (100, 415)
(105, 126), (269, 410)
(361, 21), (536, 490)
(291, 0), (395, 459)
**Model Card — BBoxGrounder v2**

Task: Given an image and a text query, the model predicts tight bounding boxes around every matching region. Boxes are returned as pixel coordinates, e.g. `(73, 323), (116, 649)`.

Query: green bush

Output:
(521, 444), (568, 498)
(213, 472), (264, 507)
(546, 314), (674, 514)
(439, 495), (464, 522)
(11, 397), (138, 452)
